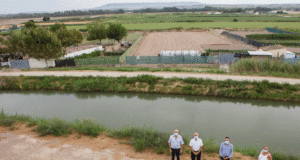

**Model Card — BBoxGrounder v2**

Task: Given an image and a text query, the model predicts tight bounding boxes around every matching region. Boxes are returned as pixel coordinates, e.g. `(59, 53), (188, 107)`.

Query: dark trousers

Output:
(171, 148), (180, 160)
(191, 151), (201, 160)
(220, 157), (230, 160)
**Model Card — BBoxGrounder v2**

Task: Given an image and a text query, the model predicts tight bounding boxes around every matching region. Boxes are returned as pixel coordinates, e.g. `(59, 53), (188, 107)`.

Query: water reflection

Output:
(2, 90), (298, 109)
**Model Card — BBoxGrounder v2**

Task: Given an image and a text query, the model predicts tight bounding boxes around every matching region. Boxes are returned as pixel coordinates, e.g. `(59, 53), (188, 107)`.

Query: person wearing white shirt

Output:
(189, 132), (203, 160)
(256, 146), (273, 160)
(168, 129), (184, 160)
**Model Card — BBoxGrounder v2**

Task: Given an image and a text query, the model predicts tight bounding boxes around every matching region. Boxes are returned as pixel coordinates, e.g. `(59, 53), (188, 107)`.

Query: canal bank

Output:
(0, 91), (300, 159)
(0, 75), (300, 101)
(0, 124), (254, 160)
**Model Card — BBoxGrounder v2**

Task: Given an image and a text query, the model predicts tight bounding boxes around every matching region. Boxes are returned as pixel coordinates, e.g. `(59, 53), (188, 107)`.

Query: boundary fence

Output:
(222, 31), (269, 48)
(125, 56), (219, 64)
(266, 27), (300, 35)
(74, 57), (119, 65)
(119, 32), (145, 63)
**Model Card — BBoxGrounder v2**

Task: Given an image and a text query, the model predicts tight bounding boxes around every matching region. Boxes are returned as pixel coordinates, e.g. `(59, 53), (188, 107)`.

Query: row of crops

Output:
(246, 34), (300, 47)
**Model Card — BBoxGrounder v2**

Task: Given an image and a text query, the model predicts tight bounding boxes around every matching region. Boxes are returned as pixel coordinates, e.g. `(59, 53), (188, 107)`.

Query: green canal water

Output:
(0, 91), (300, 155)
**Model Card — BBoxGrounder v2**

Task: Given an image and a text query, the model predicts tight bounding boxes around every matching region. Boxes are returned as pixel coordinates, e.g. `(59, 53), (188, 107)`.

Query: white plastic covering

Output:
(0, 62), (10, 66)
(61, 46), (104, 59)
(28, 58), (55, 68)
(160, 50), (200, 56)
(284, 51), (296, 59)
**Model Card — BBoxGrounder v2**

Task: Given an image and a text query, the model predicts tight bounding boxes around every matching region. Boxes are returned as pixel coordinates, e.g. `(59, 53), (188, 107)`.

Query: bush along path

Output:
(0, 109), (299, 160)
(0, 75), (300, 101)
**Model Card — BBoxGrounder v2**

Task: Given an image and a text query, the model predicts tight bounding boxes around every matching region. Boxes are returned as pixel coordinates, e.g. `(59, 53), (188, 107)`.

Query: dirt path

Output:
(0, 124), (254, 160)
(0, 71), (299, 84)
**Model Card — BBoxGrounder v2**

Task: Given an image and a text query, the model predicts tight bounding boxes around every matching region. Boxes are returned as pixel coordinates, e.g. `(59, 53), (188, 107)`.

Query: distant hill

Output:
(91, 2), (205, 10)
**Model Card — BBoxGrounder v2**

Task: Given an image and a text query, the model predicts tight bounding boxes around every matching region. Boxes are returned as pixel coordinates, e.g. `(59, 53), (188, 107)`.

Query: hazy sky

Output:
(1, 0), (299, 14)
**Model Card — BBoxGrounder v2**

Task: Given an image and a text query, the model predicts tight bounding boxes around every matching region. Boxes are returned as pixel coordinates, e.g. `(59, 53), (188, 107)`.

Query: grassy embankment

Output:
(0, 109), (299, 160)
(230, 58), (300, 78)
(1, 75), (300, 101)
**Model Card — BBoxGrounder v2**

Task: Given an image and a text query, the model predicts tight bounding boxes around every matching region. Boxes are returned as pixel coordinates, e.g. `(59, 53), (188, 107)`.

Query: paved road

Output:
(0, 71), (299, 84)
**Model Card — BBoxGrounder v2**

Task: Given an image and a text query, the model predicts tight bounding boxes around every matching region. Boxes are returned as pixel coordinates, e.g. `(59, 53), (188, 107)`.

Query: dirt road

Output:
(0, 124), (254, 160)
(0, 71), (299, 84)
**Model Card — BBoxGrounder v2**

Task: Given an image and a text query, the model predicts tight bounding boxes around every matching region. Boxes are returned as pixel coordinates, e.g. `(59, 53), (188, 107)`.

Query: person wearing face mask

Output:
(219, 137), (233, 160)
(168, 129), (184, 160)
(189, 132), (203, 160)
(256, 146), (273, 160)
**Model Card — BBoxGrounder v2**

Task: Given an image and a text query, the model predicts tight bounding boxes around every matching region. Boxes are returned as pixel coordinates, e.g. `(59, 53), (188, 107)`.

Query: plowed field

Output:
(131, 32), (255, 56)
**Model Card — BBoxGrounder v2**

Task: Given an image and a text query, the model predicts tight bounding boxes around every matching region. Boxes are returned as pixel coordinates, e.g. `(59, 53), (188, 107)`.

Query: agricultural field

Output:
(246, 33), (300, 47)
(63, 22), (300, 31)
(105, 13), (300, 23)
(131, 32), (255, 56)
(229, 30), (273, 37)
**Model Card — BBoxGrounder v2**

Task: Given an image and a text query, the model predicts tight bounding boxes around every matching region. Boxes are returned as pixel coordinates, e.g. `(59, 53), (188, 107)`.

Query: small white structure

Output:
(284, 51), (296, 59)
(214, 12), (222, 15)
(248, 51), (273, 56)
(28, 58), (55, 68)
(160, 50), (200, 56)
(61, 46), (104, 59)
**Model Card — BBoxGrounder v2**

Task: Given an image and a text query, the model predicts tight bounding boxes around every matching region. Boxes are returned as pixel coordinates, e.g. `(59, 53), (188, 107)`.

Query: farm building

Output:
(260, 45), (287, 58)
(285, 51), (296, 59)
(247, 51), (273, 59)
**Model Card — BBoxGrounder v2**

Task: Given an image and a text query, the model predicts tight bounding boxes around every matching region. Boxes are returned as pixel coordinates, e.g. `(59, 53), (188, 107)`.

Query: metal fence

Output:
(10, 60), (30, 68)
(284, 58), (300, 65)
(55, 59), (76, 67)
(222, 31), (269, 48)
(74, 57), (119, 65)
(266, 27), (300, 35)
(125, 56), (218, 64)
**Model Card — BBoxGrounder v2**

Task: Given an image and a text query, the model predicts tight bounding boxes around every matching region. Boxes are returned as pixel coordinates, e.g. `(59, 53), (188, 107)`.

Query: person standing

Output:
(189, 132), (203, 160)
(256, 146), (273, 160)
(168, 129), (184, 160)
(219, 137), (233, 160)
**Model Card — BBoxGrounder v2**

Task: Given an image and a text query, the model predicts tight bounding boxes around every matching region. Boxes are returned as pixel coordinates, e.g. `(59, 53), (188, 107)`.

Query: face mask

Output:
(225, 141), (229, 144)
(263, 150), (268, 153)
(194, 136), (198, 139)
(174, 133), (178, 136)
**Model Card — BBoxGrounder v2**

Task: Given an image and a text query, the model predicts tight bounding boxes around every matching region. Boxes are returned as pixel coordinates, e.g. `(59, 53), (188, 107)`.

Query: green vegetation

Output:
(0, 109), (299, 159)
(230, 59), (300, 78)
(205, 49), (252, 54)
(246, 34), (300, 40)
(87, 22), (107, 43)
(0, 32), (10, 36)
(281, 28), (300, 34)
(246, 34), (300, 47)
(1, 75), (300, 102)
(64, 22), (300, 31)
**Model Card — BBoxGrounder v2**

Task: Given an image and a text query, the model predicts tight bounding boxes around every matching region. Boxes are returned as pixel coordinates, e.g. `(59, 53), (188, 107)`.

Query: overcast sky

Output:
(1, 0), (299, 14)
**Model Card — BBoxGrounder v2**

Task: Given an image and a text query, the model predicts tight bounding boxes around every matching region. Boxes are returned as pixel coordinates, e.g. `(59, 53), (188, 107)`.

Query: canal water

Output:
(1, 91), (299, 155)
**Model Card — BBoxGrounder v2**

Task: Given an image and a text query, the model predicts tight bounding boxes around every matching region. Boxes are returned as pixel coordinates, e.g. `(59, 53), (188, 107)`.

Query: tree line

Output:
(0, 21), (127, 67)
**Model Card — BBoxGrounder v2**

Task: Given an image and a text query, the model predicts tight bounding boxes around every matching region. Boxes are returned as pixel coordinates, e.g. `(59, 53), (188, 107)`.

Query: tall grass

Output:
(0, 109), (299, 159)
(230, 58), (300, 75)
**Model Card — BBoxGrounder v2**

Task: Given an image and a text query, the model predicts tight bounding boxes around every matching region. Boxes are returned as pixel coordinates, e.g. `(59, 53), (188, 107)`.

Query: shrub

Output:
(36, 118), (72, 136)
(73, 119), (107, 137)
(202, 137), (220, 153)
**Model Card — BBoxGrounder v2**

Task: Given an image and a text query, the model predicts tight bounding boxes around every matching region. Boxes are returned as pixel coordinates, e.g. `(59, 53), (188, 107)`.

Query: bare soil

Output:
(131, 32), (255, 56)
(0, 124), (254, 160)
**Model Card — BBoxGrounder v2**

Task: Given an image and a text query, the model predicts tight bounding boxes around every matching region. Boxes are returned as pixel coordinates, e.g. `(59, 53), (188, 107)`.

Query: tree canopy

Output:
(23, 21), (37, 29)
(87, 22), (107, 43)
(43, 16), (50, 21)
(21, 27), (63, 67)
(49, 23), (67, 32)
(106, 23), (127, 43)
(53, 27), (83, 48)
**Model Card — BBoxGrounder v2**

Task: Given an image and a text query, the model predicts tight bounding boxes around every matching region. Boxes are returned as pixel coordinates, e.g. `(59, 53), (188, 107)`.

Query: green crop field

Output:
(65, 22), (300, 31)
(104, 13), (300, 24)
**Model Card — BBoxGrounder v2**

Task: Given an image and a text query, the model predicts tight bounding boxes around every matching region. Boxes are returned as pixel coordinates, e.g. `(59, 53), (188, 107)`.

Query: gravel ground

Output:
(0, 71), (299, 84)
